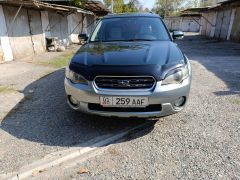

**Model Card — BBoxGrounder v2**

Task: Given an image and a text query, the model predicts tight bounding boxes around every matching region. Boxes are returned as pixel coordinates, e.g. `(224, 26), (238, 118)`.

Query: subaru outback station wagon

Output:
(65, 13), (192, 118)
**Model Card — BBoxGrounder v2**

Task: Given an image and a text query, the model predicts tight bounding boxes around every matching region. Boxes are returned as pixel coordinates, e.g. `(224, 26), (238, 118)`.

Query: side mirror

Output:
(78, 33), (89, 41)
(172, 31), (184, 40)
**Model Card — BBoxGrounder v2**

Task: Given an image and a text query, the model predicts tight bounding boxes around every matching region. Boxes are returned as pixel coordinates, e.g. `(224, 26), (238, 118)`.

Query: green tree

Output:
(201, 0), (213, 7)
(123, 0), (141, 13)
(103, 0), (144, 13)
(104, 0), (124, 13)
(72, 0), (84, 6)
(114, 0), (124, 13)
(154, 0), (184, 18)
(144, 8), (151, 13)
(103, 0), (111, 8)
(184, 0), (200, 8)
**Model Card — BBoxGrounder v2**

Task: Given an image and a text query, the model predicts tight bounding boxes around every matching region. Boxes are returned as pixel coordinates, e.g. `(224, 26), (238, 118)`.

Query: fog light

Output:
(174, 97), (185, 107)
(68, 95), (79, 106)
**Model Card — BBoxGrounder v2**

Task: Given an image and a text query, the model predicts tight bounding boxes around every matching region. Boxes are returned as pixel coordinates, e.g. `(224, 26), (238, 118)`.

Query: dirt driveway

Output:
(0, 34), (240, 179)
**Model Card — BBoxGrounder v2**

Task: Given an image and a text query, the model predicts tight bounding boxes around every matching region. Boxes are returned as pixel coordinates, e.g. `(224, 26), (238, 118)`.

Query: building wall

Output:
(206, 12), (217, 37)
(86, 14), (96, 34)
(3, 6), (37, 59)
(48, 11), (70, 46)
(0, 4), (95, 61)
(214, 9), (231, 39)
(0, 5), (13, 61)
(67, 13), (96, 44)
(181, 17), (200, 32)
(164, 16), (201, 32)
(28, 10), (46, 54)
(164, 17), (180, 31)
(200, 5), (240, 42)
(68, 13), (83, 43)
(200, 11), (217, 37)
(230, 7), (240, 41)
(41, 11), (51, 47)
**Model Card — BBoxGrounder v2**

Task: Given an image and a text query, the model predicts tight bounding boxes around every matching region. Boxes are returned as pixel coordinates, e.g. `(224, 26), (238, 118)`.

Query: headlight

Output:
(65, 67), (88, 85)
(162, 65), (189, 85)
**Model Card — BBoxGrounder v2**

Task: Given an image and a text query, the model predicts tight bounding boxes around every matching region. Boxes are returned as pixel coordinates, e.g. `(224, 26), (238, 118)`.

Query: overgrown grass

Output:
(39, 53), (72, 68)
(232, 99), (240, 105)
(0, 86), (16, 93)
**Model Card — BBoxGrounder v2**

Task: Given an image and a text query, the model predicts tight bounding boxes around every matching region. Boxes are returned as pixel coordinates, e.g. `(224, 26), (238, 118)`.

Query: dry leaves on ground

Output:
(78, 167), (89, 174)
(32, 169), (46, 177)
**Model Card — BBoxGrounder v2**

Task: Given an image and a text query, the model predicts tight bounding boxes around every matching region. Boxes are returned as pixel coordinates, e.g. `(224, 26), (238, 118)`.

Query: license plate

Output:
(100, 97), (148, 107)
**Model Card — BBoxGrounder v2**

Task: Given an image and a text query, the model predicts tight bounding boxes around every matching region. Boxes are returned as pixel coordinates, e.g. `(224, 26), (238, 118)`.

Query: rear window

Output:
(90, 17), (170, 42)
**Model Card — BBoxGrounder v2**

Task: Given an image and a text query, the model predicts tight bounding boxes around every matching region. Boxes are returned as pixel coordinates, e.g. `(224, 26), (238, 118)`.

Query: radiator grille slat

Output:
(94, 76), (155, 89)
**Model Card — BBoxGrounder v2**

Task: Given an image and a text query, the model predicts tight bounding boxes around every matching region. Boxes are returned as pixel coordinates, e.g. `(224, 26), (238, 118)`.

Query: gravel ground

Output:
(0, 45), (79, 122)
(0, 61), (148, 174)
(34, 34), (240, 179)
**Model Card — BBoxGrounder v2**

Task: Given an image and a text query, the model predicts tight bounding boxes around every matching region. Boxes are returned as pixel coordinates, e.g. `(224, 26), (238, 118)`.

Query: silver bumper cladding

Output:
(64, 76), (191, 118)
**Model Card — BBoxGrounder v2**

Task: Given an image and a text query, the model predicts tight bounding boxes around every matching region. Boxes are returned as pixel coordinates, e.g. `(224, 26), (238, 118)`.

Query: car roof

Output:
(103, 13), (161, 19)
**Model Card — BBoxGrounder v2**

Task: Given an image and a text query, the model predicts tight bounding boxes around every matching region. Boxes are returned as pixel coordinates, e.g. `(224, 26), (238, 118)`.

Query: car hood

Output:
(69, 41), (186, 81)
(71, 41), (184, 66)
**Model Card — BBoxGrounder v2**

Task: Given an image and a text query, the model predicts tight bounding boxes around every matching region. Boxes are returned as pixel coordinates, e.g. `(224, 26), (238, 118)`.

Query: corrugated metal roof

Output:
(83, 1), (109, 16)
(39, 0), (109, 16)
(182, 0), (240, 13)
(0, 0), (94, 15)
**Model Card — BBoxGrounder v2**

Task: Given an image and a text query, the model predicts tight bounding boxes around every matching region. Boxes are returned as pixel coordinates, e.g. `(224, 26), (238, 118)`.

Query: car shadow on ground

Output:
(1, 69), (157, 147)
(177, 34), (240, 96)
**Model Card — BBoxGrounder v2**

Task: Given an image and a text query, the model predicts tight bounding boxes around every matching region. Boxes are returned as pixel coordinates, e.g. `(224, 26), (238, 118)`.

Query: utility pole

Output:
(111, 0), (114, 13)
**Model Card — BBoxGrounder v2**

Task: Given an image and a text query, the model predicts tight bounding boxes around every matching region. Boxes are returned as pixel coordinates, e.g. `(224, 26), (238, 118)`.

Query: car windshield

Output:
(90, 17), (170, 42)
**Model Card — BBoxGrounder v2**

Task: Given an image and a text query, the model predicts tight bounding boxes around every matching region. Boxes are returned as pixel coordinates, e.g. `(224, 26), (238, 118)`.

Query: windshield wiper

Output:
(94, 39), (155, 42)
(127, 39), (154, 41)
(102, 40), (129, 42)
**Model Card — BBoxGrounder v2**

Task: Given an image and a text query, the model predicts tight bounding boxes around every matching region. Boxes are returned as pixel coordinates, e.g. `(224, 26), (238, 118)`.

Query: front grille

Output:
(94, 76), (155, 89)
(88, 103), (162, 112)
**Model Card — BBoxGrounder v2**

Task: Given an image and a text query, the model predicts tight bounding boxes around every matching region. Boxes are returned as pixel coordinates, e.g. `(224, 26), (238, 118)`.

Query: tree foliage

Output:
(153, 0), (183, 18)
(103, 0), (142, 13)
(125, 0), (142, 12)
(72, 0), (84, 6)
(184, 0), (200, 8)
(153, 0), (200, 18)
(113, 0), (125, 13)
(70, 0), (201, 16)
(103, 0), (124, 13)
(103, 0), (111, 8)
(201, 0), (213, 7)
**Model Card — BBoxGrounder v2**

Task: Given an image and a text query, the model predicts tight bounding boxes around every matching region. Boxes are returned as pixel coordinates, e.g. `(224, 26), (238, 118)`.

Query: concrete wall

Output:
(164, 16), (201, 32)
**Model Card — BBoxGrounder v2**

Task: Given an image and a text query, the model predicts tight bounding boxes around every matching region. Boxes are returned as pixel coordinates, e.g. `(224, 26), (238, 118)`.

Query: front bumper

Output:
(64, 76), (191, 118)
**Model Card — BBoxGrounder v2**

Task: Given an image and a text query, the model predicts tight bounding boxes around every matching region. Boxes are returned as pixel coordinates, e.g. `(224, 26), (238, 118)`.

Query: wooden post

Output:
(111, 0), (114, 13)
(227, 8), (236, 41)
